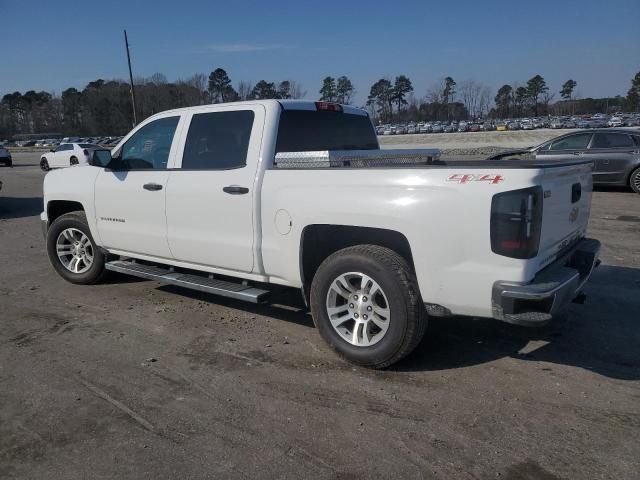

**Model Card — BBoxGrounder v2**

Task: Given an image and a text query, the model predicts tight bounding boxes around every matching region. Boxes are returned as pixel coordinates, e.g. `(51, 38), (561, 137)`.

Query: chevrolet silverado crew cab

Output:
(41, 100), (600, 368)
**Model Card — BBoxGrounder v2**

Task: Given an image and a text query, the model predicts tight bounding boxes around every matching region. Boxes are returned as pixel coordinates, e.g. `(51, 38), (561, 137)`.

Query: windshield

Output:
(276, 110), (378, 153)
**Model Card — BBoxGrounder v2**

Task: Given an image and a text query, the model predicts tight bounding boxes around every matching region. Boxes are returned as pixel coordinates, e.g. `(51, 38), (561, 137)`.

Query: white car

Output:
(40, 143), (100, 171)
(607, 117), (623, 127)
(41, 100), (600, 368)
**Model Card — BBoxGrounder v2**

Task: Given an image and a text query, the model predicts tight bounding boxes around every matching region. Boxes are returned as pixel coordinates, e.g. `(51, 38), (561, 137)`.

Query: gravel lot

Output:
(1, 151), (639, 479)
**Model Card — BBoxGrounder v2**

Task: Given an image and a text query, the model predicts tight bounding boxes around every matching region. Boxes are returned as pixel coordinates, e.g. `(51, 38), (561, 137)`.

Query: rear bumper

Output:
(492, 238), (601, 326)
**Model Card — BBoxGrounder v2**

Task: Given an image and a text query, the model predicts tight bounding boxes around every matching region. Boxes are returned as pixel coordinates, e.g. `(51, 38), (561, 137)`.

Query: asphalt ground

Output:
(1, 152), (639, 479)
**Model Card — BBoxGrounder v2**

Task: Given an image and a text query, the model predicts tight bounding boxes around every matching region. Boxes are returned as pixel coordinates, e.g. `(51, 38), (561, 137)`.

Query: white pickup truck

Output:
(41, 100), (600, 368)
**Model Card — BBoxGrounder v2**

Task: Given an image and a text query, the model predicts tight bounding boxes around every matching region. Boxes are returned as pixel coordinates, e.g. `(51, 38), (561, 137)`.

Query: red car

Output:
(469, 124), (481, 132)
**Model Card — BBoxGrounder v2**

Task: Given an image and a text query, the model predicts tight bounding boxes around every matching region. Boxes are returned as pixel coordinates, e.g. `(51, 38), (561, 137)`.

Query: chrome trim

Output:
(274, 149), (441, 169)
(105, 260), (270, 303)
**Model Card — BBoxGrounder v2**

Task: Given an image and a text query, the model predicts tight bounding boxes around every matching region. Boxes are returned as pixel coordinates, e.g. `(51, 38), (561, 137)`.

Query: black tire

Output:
(70, 156), (78, 166)
(629, 167), (640, 194)
(46, 211), (108, 284)
(40, 157), (50, 171)
(310, 245), (427, 369)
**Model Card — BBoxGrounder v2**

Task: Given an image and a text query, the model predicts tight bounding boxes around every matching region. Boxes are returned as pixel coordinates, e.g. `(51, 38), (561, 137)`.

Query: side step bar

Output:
(105, 260), (270, 303)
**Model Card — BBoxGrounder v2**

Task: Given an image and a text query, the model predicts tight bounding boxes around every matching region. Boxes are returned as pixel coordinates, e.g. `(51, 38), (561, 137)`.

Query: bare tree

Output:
(150, 73), (168, 85)
(284, 80), (306, 99)
(237, 81), (254, 101)
(186, 73), (208, 104)
(478, 86), (492, 118)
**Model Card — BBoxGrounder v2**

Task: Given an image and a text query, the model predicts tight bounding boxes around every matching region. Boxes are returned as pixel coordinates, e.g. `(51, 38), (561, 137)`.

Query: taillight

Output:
(315, 102), (343, 112)
(490, 186), (542, 259)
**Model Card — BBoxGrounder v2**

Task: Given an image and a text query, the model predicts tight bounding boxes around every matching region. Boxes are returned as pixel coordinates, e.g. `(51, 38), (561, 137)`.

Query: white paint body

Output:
(41, 100), (594, 318)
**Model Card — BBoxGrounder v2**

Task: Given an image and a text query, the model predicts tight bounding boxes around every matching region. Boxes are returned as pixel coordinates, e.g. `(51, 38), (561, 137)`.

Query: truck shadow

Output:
(0, 196), (43, 219)
(395, 264), (640, 380)
(158, 283), (315, 330)
(157, 265), (639, 380)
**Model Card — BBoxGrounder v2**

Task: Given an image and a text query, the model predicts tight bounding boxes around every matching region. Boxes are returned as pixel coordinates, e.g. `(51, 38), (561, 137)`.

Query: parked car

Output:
(496, 122), (508, 131)
(521, 120), (534, 130)
(457, 121), (469, 132)
(431, 123), (444, 133)
(469, 124), (481, 132)
(39, 143), (101, 171)
(442, 124), (455, 133)
(608, 117), (624, 127)
(487, 129), (640, 193)
(40, 99), (600, 368)
(507, 121), (521, 130)
(0, 144), (12, 167)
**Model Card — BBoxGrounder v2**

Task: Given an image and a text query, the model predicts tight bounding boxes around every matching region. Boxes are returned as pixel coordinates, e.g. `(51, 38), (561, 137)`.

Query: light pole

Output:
(124, 30), (138, 126)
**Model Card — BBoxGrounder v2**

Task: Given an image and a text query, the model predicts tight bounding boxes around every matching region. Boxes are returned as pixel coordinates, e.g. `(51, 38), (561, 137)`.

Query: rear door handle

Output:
(573, 151), (583, 156)
(223, 186), (249, 195)
(143, 183), (163, 191)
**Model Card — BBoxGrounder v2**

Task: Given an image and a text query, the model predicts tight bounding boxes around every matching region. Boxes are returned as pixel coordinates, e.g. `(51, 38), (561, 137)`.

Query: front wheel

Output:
(40, 157), (50, 171)
(46, 211), (107, 284)
(629, 167), (640, 194)
(310, 245), (427, 369)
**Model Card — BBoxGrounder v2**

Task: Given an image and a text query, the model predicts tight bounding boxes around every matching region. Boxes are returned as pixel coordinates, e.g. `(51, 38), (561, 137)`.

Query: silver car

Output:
(488, 129), (640, 193)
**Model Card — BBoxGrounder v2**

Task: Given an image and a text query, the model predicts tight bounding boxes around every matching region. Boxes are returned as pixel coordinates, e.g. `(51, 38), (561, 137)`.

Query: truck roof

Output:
(145, 100), (369, 118)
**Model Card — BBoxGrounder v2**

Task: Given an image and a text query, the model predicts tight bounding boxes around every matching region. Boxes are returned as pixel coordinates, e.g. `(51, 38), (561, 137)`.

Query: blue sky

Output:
(1, 0), (638, 105)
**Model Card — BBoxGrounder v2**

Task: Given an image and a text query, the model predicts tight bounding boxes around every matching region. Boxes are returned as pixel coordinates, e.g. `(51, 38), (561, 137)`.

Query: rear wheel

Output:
(310, 245), (427, 369)
(40, 157), (50, 171)
(46, 211), (107, 284)
(70, 155), (78, 166)
(629, 167), (640, 194)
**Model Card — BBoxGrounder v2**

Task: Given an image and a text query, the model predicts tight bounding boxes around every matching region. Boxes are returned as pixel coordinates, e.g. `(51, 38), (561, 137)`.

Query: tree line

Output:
(1, 68), (638, 138)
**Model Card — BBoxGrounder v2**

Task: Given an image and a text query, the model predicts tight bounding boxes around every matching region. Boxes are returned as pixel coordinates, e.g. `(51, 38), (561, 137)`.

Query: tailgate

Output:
(537, 161), (593, 268)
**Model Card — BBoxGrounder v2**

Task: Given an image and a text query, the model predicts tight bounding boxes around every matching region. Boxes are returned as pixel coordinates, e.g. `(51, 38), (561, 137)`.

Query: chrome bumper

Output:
(492, 238), (601, 326)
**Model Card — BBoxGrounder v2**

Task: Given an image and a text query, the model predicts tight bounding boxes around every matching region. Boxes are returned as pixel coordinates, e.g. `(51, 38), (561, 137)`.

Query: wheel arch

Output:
(47, 200), (85, 224)
(299, 224), (416, 305)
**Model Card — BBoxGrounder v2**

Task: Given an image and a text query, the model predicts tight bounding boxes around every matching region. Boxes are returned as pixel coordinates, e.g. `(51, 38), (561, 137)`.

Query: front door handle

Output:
(223, 186), (249, 195)
(573, 151), (583, 156)
(143, 183), (163, 191)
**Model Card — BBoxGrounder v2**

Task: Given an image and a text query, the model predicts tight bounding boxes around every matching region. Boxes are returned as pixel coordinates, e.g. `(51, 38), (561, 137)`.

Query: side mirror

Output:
(90, 149), (113, 168)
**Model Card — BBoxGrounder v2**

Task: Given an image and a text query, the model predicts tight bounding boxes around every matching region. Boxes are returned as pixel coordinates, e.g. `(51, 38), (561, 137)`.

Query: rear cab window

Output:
(276, 109), (378, 153)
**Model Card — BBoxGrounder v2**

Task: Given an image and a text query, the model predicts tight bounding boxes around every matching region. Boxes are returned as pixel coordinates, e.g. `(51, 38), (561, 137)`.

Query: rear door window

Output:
(590, 133), (635, 149)
(549, 133), (593, 151)
(181, 110), (254, 170)
(276, 110), (378, 153)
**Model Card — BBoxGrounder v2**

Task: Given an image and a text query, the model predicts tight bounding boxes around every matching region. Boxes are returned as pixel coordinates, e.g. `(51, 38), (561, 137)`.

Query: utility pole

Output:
(124, 29), (137, 126)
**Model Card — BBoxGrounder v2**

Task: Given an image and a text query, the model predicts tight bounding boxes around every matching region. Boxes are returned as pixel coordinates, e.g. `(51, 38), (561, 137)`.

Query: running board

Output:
(105, 260), (270, 303)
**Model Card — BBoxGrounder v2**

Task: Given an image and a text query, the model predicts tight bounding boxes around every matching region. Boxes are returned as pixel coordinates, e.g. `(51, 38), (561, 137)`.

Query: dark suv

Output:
(488, 129), (640, 193)
(0, 144), (13, 167)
